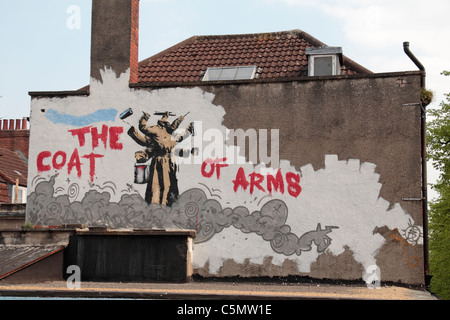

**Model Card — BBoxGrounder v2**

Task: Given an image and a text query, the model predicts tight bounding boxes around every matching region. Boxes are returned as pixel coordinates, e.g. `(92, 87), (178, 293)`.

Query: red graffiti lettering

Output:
(201, 158), (215, 178)
(68, 125), (124, 150)
(249, 172), (265, 194)
(232, 167), (249, 192)
(201, 157), (228, 179)
(91, 125), (108, 149)
(82, 153), (104, 182)
(52, 151), (67, 170)
(68, 126), (91, 147)
(67, 148), (82, 178)
(36, 125), (124, 181)
(37, 151), (52, 172)
(286, 172), (301, 197)
(233, 167), (301, 198)
(267, 169), (284, 194)
(109, 126), (124, 150)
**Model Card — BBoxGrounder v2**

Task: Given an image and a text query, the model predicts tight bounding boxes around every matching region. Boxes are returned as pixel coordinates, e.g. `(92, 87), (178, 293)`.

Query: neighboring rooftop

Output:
(0, 147), (28, 187)
(0, 118), (30, 160)
(0, 147), (28, 204)
(137, 29), (372, 84)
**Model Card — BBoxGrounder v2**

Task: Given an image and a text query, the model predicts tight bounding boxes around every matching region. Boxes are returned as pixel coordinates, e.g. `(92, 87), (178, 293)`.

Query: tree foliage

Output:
(427, 71), (450, 300)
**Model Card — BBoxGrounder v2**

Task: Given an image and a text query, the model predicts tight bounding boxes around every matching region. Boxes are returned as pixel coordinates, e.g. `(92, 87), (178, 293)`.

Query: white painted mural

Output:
(27, 68), (423, 282)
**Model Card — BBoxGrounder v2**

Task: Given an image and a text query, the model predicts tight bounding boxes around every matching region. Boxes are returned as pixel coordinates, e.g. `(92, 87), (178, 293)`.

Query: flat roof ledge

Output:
(129, 70), (424, 88)
(28, 90), (90, 98)
(76, 228), (196, 238)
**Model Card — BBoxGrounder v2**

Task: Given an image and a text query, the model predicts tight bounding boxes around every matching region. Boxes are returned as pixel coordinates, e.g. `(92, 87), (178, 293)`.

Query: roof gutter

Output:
(403, 41), (430, 287)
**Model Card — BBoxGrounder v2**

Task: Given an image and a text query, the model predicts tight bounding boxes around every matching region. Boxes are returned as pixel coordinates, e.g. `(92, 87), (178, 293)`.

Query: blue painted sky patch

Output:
(45, 108), (118, 126)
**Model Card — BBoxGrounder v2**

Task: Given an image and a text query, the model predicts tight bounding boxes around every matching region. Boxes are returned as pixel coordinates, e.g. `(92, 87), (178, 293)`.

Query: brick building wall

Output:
(129, 0), (139, 83)
(0, 118), (29, 159)
(0, 118), (29, 204)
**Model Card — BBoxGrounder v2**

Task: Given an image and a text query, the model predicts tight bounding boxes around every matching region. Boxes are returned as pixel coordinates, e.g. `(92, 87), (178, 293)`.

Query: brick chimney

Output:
(90, 0), (139, 84)
(0, 118), (28, 131)
(0, 118), (30, 159)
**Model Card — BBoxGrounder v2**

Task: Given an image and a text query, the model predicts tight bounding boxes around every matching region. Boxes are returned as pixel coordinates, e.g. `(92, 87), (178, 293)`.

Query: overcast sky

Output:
(0, 0), (448, 196)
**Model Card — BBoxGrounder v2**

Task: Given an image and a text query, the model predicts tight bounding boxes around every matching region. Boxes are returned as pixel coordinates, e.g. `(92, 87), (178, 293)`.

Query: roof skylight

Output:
(202, 66), (257, 81)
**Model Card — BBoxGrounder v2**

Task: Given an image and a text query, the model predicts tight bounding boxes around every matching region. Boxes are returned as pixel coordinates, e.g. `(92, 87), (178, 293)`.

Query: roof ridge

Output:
(194, 29), (304, 39)
(138, 29), (313, 67)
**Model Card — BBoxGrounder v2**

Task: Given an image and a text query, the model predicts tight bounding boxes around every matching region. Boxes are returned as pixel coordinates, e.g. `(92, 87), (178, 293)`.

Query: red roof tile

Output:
(0, 148), (28, 187)
(137, 29), (371, 84)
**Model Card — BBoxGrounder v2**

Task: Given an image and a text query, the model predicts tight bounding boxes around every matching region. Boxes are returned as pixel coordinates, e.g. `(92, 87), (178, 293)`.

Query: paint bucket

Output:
(134, 163), (150, 184)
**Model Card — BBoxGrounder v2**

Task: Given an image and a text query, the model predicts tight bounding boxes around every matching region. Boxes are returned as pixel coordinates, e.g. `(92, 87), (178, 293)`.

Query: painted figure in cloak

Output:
(127, 111), (192, 206)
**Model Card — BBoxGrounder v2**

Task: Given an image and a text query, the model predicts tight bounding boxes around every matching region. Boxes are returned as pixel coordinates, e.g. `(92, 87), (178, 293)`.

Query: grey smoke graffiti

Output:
(27, 175), (338, 256)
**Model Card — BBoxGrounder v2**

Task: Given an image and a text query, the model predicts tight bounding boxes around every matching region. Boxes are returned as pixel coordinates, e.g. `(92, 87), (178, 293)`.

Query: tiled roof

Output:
(0, 148), (28, 186)
(137, 29), (371, 84)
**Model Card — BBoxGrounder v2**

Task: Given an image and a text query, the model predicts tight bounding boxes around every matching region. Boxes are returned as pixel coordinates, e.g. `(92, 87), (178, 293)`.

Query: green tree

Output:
(427, 71), (450, 300)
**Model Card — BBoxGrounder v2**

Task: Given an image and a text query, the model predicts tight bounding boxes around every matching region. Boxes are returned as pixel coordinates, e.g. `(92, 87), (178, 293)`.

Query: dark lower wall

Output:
(64, 232), (193, 282)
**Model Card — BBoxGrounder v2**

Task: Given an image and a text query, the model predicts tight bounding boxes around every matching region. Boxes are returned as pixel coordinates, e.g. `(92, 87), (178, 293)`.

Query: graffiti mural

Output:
(27, 69), (424, 281)
(27, 175), (338, 255)
(126, 110), (193, 206)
